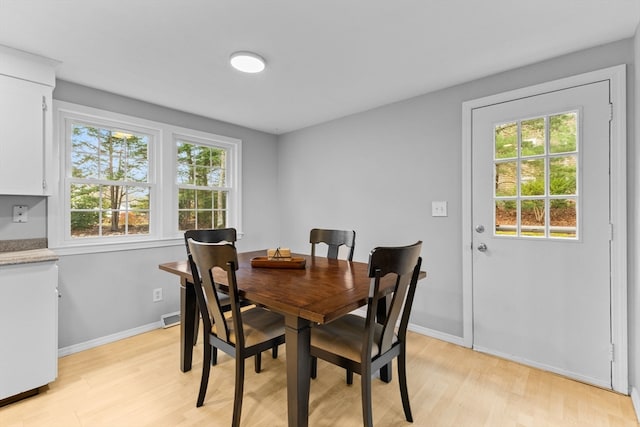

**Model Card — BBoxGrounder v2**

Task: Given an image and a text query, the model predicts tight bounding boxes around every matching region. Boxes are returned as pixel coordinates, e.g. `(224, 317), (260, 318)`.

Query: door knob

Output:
(475, 224), (485, 233)
(477, 243), (487, 252)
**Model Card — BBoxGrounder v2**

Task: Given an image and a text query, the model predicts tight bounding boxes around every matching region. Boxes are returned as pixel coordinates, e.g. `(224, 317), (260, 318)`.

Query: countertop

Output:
(0, 238), (58, 266)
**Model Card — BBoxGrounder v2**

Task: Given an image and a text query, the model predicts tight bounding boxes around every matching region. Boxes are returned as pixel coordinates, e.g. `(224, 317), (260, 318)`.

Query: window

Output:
(176, 139), (230, 231)
(493, 111), (578, 239)
(69, 124), (152, 238)
(51, 101), (242, 253)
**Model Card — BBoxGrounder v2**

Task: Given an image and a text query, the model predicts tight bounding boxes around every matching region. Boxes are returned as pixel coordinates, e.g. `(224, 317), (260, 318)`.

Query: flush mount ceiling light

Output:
(230, 51), (266, 73)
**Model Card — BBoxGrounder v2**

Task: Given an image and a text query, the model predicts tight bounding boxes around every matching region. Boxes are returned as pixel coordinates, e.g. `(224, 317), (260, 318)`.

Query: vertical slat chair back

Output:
(310, 228), (356, 260)
(187, 240), (241, 346)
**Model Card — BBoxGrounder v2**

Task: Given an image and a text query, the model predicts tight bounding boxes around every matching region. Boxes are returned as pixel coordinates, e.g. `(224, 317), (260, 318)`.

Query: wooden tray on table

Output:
(250, 256), (306, 269)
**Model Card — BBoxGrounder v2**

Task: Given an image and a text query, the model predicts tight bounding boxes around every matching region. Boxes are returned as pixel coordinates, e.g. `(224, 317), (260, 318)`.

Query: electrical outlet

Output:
(13, 205), (28, 223)
(153, 288), (163, 302)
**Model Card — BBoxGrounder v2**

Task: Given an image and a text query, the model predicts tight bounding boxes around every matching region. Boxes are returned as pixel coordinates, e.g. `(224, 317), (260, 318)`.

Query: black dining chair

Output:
(310, 228), (356, 261)
(187, 240), (286, 427)
(310, 241), (423, 427)
(184, 229), (238, 346)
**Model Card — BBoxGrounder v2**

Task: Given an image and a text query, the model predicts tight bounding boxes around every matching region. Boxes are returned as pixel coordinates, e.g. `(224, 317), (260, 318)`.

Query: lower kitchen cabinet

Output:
(0, 261), (58, 400)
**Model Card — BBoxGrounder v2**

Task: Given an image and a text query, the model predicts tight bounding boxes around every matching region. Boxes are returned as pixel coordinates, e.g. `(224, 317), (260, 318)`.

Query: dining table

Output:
(159, 249), (426, 427)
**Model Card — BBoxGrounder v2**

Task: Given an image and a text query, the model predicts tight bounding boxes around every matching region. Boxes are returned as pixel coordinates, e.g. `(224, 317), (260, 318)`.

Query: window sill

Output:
(50, 238), (184, 256)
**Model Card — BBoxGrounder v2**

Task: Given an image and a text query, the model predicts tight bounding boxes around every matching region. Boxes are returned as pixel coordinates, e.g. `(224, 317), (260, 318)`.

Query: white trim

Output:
(57, 322), (160, 357)
(408, 323), (465, 347)
(475, 345), (612, 389)
(631, 387), (640, 423)
(461, 65), (628, 394)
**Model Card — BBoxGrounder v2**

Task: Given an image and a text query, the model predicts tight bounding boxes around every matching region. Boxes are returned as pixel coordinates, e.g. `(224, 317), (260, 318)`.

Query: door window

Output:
(493, 111), (578, 239)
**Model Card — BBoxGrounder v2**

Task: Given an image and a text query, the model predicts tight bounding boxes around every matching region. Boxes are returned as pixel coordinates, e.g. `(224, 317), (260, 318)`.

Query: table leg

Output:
(285, 315), (311, 427)
(377, 294), (392, 383)
(180, 277), (196, 372)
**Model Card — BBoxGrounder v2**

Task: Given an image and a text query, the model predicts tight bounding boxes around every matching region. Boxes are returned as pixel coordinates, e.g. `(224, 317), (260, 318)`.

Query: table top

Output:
(159, 249), (426, 324)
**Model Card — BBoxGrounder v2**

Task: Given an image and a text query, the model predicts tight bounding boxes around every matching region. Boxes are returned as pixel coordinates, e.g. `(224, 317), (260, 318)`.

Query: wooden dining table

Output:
(159, 249), (425, 427)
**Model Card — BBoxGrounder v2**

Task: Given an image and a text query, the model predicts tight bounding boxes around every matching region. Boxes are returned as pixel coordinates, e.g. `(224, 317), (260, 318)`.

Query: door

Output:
(471, 81), (612, 388)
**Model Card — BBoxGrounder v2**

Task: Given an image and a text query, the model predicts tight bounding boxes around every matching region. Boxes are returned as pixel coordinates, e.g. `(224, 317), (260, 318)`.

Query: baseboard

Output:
(631, 386), (640, 423)
(408, 323), (465, 346)
(58, 321), (162, 357)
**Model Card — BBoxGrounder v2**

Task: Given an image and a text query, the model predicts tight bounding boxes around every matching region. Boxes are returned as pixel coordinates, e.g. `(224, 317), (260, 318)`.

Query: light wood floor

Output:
(1, 326), (637, 427)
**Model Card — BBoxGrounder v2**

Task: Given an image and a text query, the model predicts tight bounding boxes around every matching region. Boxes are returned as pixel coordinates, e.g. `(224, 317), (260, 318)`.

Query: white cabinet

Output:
(0, 45), (57, 196)
(0, 261), (58, 400)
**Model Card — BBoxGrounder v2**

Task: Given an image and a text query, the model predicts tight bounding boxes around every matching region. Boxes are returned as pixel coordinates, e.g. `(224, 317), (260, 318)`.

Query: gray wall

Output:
(0, 195), (47, 239)
(277, 40), (636, 361)
(50, 82), (280, 347)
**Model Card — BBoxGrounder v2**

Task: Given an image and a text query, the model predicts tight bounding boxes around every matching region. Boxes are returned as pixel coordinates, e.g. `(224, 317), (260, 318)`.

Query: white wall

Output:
(51, 81), (280, 348)
(278, 40), (635, 341)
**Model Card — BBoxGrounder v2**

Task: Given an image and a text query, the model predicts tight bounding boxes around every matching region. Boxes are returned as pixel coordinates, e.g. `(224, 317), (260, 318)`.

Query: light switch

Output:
(431, 201), (447, 217)
(13, 205), (28, 223)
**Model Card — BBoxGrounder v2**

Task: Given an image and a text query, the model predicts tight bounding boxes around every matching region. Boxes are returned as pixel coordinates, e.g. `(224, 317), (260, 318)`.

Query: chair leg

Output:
(193, 310), (199, 346)
(272, 344), (278, 359)
(398, 348), (413, 422)
(346, 368), (353, 385)
(211, 345), (218, 365)
(232, 356), (245, 427)
(254, 352), (262, 373)
(197, 340), (212, 407)
(310, 356), (317, 379)
(361, 367), (373, 427)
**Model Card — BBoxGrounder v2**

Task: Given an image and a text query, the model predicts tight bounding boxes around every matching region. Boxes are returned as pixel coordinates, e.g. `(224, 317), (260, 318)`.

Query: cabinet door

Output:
(0, 262), (58, 399)
(0, 75), (50, 195)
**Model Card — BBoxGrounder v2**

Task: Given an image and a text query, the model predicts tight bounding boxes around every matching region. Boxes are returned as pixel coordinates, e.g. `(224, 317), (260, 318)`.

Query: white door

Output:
(471, 81), (612, 388)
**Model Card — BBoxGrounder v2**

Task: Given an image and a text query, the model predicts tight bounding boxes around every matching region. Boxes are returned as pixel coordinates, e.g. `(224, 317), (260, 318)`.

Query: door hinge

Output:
(609, 103), (613, 121)
(609, 343), (615, 362)
(42, 96), (48, 111)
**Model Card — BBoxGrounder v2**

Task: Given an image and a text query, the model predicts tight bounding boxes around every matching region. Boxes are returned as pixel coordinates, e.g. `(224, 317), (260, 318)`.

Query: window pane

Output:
(550, 156), (577, 195)
(550, 199), (577, 238)
(102, 210), (125, 235)
(127, 211), (149, 235)
(70, 211), (100, 237)
(550, 113), (577, 153)
(71, 125), (100, 179)
(70, 184), (99, 209)
(197, 210), (212, 229)
(179, 188), (195, 209)
(179, 211), (195, 231)
(125, 135), (149, 182)
(196, 190), (212, 209)
(495, 122), (517, 159)
(176, 163), (193, 185)
(520, 159), (545, 196)
(495, 200), (517, 236)
(521, 199), (545, 237)
(520, 117), (545, 157)
(495, 162), (517, 197)
(102, 185), (125, 211)
(127, 186), (150, 210)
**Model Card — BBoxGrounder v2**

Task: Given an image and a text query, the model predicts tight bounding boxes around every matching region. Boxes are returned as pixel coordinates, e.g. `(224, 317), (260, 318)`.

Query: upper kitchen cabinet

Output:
(0, 45), (58, 196)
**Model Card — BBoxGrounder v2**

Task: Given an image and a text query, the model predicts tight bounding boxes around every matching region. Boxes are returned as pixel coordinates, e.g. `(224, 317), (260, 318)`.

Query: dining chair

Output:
(184, 229), (240, 347)
(187, 240), (286, 426)
(310, 241), (423, 427)
(310, 228), (356, 261)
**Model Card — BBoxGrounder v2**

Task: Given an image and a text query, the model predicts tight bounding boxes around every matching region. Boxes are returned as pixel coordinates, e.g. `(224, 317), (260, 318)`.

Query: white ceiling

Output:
(1, 1), (638, 134)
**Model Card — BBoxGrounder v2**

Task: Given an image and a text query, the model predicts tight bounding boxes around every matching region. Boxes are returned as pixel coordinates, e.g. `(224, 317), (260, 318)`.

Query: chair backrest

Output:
(364, 241), (422, 357)
(184, 228), (237, 255)
(309, 228), (356, 260)
(186, 239), (244, 346)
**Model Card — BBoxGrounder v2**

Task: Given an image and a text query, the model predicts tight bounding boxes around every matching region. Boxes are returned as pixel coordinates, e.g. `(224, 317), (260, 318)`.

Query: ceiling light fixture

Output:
(230, 51), (266, 73)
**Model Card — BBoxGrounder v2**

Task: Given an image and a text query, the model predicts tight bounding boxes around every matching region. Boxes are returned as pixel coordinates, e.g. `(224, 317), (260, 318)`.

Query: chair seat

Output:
(213, 307), (284, 347)
(311, 314), (397, 363)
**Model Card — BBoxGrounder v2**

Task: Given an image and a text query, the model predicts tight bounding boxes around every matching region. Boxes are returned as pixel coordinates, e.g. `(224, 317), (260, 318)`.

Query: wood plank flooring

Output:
(0, 327), (637, 427)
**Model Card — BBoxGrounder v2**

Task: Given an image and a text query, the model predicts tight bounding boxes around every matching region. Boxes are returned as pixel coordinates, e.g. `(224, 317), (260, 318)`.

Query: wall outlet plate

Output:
(431, 201), (448, 217)
(13, 205), (28, 223)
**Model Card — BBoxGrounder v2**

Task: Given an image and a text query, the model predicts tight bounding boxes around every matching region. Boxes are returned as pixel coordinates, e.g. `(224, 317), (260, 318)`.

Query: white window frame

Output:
(49, 101), (242, 255)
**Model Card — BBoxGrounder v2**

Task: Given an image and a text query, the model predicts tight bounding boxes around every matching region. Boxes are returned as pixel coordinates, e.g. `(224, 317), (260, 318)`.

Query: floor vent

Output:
(161, 312), (180, 328)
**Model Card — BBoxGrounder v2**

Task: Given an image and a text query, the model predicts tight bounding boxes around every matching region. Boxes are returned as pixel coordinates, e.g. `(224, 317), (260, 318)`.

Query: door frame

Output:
(461, 65), (628, 394)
